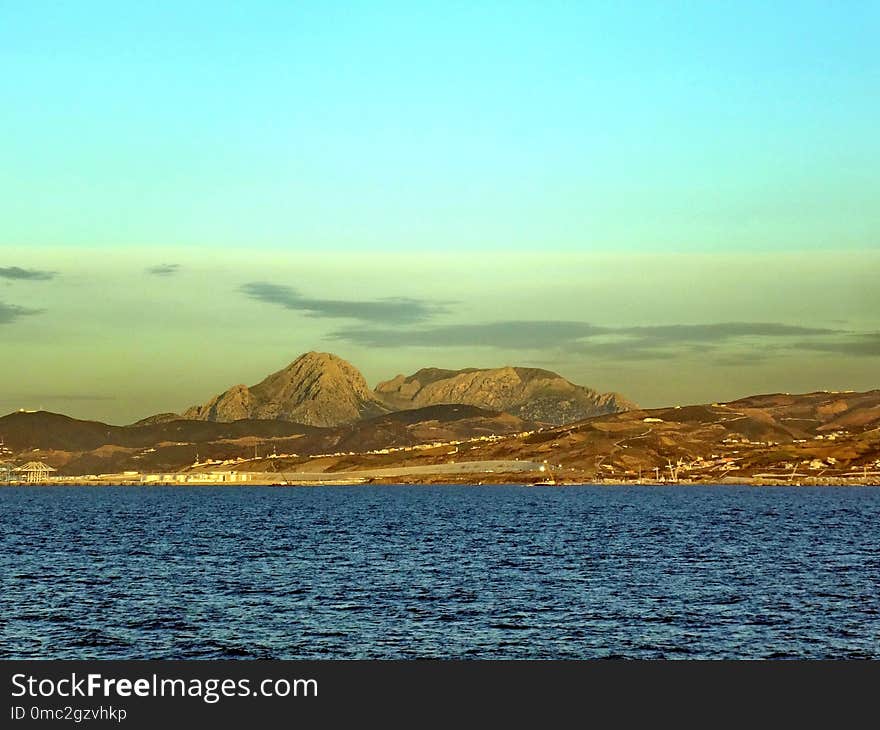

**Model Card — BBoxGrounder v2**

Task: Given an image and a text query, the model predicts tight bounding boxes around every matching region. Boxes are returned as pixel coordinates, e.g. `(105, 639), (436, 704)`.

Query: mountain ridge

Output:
(376, 365), (636, 425)
(180, 352), (634, 427)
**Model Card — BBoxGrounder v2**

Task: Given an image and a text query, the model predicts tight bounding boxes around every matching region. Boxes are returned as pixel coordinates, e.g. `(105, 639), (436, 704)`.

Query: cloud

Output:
(617, 322), (840, 342)
(328, 319), (852, 361)
(329, 320), (604, 349)
(145, 264), (180, 276)
(0, 302), (43, 325)
(566, 323), (843, 361)
(564, 338), (685, 360)
(792, 333), (880, 357)
(0, 266), (55, 281)
(241, 281), (449, 324)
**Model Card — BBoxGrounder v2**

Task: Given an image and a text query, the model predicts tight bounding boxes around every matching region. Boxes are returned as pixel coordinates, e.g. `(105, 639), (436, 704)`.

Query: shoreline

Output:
(4, 477), (880, 487)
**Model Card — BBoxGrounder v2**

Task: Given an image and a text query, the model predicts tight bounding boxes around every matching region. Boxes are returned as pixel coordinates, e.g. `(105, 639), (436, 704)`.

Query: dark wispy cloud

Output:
(563, 323), (843, 361)
(564, 338), (686, 361)
(0, 266), (55, 281)
(328, 319), (857, 361)
(145, 263), (180, 276)
(617, 322), (839, 342)
(792, 333), (880, 357)
(0, 302), (43, 325)
(241, 281), (449, 324)
(330, 321), (603, 349)
(710, 350), (775, 367)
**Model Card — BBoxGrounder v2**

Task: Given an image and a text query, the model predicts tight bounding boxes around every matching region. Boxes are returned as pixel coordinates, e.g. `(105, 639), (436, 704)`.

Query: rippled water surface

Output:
(2, 485), (879, 659)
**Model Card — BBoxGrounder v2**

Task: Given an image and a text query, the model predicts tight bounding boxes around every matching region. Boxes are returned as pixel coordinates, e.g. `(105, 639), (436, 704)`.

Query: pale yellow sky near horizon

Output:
(1, 246), (878, 424)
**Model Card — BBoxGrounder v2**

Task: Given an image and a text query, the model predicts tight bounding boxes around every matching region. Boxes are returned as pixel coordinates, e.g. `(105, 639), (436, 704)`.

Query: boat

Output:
(530, 463), (559, 486)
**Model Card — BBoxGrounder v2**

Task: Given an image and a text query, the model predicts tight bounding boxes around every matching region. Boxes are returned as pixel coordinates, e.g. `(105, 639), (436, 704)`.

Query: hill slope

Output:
(258, 389), (880, 483)
(0, 404), (534, 476)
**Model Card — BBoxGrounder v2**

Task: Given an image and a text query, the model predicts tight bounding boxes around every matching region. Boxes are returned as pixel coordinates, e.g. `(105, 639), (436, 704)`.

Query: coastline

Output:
(5, 475), (879, 487)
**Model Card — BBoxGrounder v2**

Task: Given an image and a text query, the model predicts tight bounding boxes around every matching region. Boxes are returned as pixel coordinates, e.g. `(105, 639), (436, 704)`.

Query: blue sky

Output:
(3, 1), (878, 252)
(1, 2), (878, 422)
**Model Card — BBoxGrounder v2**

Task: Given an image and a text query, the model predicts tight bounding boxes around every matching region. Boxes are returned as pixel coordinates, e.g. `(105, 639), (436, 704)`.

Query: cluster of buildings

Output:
(324, 432), (527, 459)
(140, 471), (257, 484)
(0, 429), (541, 486)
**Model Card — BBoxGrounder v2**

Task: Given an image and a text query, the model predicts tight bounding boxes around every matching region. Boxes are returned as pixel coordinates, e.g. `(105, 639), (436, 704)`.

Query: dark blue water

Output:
(1, 485), (879, 659)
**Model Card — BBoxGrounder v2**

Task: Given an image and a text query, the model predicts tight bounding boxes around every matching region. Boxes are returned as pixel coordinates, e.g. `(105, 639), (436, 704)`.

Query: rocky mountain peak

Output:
(183, 352), (388, 427)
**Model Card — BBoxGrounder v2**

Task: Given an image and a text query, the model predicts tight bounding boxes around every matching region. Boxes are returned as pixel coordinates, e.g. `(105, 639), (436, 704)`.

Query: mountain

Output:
(183, 352), (389, 427)
(375, 366), (635, 425)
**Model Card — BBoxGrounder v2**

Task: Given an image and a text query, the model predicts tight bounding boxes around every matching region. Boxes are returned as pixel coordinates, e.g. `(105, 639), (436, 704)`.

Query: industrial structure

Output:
(14, 461), (57, 484)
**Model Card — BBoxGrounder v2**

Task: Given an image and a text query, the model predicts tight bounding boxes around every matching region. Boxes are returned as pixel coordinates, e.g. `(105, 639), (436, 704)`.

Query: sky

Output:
(1, 1), (878, 424)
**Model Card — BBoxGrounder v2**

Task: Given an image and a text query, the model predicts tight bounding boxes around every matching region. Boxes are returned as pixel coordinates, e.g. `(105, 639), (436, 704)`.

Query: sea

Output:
(1, 485), (878, 659)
